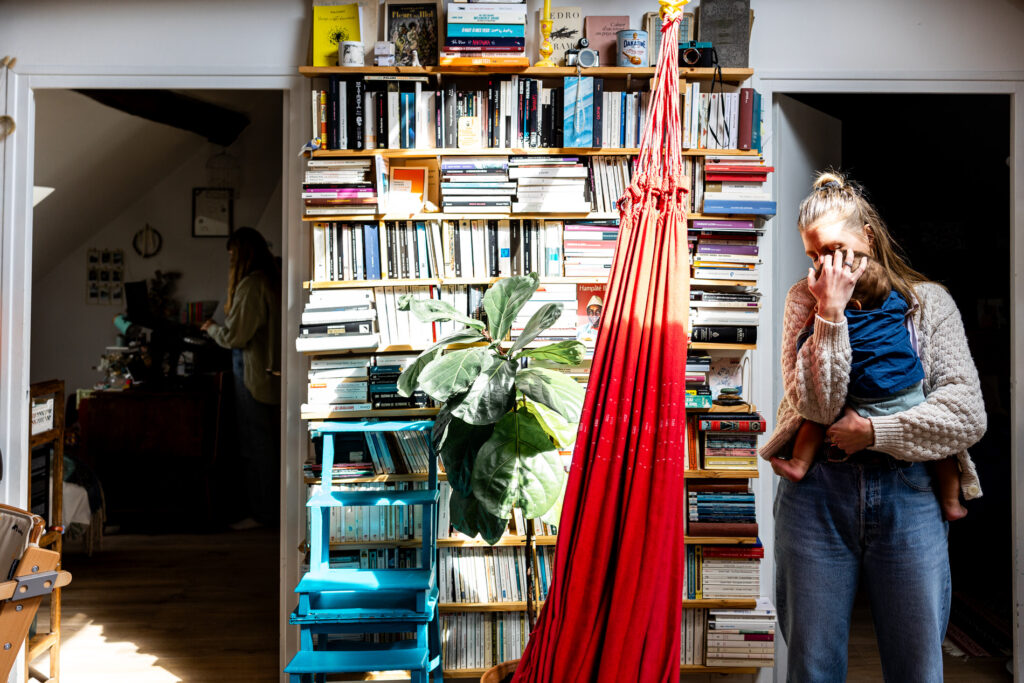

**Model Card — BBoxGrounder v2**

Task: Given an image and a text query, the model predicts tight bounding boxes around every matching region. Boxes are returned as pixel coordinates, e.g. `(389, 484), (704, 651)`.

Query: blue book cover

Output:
(703, 199), (777, 215)
(619, 91), (627, 147)
(447, 23), (526, 38)
(686, 395), (713, 409)
(363, 222), (381, 280)
(752, 90), (762, 153)
(562, 77), (594, 148)
(415, 222), (430, 277)
(400, 92), (415, 149)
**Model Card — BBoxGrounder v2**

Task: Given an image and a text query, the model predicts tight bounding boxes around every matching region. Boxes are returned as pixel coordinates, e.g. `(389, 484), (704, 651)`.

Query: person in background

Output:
(760, 172), (986, 681)
(202, 227), (281, 530)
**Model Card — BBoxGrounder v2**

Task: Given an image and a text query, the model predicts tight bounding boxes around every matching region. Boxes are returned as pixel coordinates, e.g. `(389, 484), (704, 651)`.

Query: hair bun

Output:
(813, 171), (846, 191)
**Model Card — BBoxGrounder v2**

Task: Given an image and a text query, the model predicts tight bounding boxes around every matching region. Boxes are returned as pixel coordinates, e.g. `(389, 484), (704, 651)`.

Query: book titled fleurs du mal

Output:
(312, 4), (362, 66)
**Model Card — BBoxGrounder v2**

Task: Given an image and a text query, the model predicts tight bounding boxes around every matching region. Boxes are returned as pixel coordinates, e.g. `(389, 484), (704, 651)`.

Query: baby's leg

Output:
(772, 420), (824, 482)
(932, 457), (967, 521)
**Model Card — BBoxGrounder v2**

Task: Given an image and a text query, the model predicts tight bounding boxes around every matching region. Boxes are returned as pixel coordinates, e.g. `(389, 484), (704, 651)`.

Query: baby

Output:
(774, 253), (966, 521)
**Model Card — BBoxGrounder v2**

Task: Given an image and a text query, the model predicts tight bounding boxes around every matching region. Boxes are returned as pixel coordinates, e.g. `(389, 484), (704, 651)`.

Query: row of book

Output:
(685, 543), (764, 600)
(439, 482), (558, 541)
(702, 155), (775, 215)
(441, 0), (529, 67)
(681, 609), (708, 666)
(439, 546), (555, 604)
(441, 612), (531, 672)
(329, 547), (424, 570)
(685, 478), (759, 538)
(307, 77), (764, 153)
(690, 290), (761, 338)
(308, 483), (428, 543)
(308, 424), (434, 475)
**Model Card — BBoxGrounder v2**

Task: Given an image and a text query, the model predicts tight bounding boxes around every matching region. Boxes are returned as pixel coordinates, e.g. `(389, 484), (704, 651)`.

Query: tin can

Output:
(617, 29), (648, 67)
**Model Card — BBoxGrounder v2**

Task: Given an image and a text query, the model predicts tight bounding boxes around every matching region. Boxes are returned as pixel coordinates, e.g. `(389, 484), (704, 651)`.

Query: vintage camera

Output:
(678, 40), (715, 68)
(565, 38), (600, 68)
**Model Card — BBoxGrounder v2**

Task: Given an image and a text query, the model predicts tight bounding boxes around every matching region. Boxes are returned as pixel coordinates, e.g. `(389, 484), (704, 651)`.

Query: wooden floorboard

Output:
(32, 528), (278, 683)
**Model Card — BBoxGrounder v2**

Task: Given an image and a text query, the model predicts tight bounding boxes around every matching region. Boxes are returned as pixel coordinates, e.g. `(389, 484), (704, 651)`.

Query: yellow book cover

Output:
(312, 4), (362, 67)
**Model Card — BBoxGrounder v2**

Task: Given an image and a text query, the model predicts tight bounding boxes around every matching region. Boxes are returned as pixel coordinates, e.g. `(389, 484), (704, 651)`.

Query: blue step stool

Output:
(286, 420), (442, 683)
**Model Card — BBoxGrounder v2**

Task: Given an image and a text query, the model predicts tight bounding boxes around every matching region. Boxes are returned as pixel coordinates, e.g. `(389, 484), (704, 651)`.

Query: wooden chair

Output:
(0, 504), (72, 681)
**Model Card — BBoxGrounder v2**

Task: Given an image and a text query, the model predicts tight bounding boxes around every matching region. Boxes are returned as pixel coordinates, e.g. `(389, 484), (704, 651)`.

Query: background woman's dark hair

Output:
(225, 227), (279, 313)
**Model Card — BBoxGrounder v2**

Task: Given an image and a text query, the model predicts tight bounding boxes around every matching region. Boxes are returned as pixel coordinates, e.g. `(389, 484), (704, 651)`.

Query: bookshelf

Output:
(293, 59), (773, 680)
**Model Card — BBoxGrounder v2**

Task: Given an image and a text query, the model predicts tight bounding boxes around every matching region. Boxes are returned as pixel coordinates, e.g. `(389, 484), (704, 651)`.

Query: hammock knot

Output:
(659, 0), (691, 23)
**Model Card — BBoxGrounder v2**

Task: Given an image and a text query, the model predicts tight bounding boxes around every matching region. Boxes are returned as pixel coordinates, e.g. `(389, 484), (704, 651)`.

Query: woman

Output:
(202, 227), (281, 529)
(760, 172), (986, 681)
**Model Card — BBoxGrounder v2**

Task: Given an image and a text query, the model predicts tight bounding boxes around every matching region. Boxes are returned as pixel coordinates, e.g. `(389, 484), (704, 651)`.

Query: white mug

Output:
(340, 41), (364, 67)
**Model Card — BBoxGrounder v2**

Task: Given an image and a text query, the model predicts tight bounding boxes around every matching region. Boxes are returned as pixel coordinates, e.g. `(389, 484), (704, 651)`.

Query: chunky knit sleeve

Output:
(780, 281), (853, 425)
(868, 285), (987, 462)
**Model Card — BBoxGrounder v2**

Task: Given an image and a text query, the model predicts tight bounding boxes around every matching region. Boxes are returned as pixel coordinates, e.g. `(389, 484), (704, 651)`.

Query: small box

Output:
(375, 41), (396, 56)
(375, 55), (396, 66)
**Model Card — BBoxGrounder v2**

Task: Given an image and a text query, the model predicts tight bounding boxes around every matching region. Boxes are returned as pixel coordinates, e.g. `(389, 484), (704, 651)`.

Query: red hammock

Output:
(513, 8), (690, 683)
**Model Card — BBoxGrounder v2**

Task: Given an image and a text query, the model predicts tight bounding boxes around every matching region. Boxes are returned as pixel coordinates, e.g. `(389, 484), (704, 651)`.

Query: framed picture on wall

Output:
(192, 187), (234, 238)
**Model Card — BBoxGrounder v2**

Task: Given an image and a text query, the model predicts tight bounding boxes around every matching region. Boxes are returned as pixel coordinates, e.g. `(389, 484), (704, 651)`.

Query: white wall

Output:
(29, 90), (282, 394)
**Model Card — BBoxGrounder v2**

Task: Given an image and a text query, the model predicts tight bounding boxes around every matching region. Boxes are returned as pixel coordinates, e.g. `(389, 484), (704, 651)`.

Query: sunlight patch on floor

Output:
(30, 612), (181, 683)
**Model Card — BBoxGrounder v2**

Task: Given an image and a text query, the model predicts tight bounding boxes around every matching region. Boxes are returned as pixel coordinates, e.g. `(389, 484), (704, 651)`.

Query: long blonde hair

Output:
(798, 170), (932, 308)
(225, 227), (279, 313)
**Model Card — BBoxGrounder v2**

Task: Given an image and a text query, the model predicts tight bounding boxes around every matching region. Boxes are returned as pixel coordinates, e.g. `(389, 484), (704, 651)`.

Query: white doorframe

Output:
(0, 68), (308, 683)
(753, 72), (1024, 682)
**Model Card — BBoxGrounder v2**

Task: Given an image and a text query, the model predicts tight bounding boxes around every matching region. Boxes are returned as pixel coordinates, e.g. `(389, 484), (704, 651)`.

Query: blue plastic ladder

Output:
(286, 420), (442, 683)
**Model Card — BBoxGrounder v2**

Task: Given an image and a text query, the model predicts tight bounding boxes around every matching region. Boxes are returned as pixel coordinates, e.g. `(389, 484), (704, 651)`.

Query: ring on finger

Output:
(843, 261), (853, 269)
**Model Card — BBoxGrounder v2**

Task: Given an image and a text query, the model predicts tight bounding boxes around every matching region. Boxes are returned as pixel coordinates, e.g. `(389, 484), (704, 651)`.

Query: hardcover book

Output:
(386, 2), (439, 66)
(547, 7), (583, 67)
(312, 4), (362, 67)
(583, 16), (629, 66)
(697, 0), (751, 68)
(562, 76), (594, 147)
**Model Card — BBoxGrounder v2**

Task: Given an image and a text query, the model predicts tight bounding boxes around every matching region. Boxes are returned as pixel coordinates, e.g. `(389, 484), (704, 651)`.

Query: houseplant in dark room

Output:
(397, 273), (585, 677)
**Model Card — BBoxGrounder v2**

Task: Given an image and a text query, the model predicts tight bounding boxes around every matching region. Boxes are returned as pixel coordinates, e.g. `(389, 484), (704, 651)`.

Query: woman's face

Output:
(801, 219), (873, 263)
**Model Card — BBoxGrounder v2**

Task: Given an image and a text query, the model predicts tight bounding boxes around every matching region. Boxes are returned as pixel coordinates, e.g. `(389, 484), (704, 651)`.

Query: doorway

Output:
(26, 87), (284, 682)
(771, 91), (1013, 680)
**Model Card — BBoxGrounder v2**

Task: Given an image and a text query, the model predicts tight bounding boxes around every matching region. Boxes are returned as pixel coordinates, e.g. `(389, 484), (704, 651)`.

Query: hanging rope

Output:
(512, 8), (691, 682)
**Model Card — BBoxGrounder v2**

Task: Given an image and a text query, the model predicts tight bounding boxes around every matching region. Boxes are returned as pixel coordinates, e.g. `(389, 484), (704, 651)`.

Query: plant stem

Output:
(526, 515), (536, 629)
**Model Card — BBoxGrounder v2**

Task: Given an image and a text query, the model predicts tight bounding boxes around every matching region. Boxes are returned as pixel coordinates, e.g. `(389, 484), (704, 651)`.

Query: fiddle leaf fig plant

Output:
(398, 272), (586, 544)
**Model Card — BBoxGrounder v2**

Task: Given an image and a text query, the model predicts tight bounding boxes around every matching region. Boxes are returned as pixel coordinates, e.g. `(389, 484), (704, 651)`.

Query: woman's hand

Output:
(200, 319), (214, 332)
(826, 406), (875, 454)
(807, 248), (868, 322)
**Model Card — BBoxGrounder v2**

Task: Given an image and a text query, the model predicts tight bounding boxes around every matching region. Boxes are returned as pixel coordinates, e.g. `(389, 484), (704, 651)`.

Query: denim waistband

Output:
(822, 449), (910, 468)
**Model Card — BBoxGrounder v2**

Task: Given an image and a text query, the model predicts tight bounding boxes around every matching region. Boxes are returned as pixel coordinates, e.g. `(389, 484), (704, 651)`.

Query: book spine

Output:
(448, 23), (526, 38)
(352, 78), (365, 151)
(592, 78), (603, 148)
(528, 79), (539, 148)
(698, 420), (766, 432)
(737, 87), (753, 151)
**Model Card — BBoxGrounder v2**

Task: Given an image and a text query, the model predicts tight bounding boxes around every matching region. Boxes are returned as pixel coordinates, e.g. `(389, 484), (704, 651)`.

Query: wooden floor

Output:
(33, 528), (279, 683)
(30, 529), (1013, 682)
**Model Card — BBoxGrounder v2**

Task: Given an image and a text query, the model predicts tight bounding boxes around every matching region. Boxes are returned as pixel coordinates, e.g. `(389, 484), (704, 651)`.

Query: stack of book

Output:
(706, 602), (776, 668)
(702, 156), (776, 215)
(697, 412), (765, 475)
(303, 158), (379, 217)
(297, 288), (379, 354)
(307, 362), (369, 408)
(680, 609), (708, 666)
(690, 225), (762, 284)
(561, 220), (618, 276)
(441, 1), (530, 67)
(686, 478), (757, 537)
(441, 156), (512, 213)
(690, 290), (761, 332)
(511, 283), (578, 346)
(509, 156), (591, 213)
(701, 543), (765, 599)
(369, 356), (431, 410)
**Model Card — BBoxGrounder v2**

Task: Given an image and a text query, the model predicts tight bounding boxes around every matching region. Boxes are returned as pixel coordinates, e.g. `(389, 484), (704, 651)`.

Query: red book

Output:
(705, 174), (770, 183)
(699, 418), (767, 432)
(738, 88), (753, 151)
(687, 481), (750, 492)
(702, 546), (766, 558)
(687, 521), (759, 537)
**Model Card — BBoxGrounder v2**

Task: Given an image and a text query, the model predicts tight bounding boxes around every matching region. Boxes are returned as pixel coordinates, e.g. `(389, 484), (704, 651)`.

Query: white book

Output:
(354, 227), (365, 280)
(308, 367), (369, 380)
(309, 357), (371, 371)
(416, 84), (429, 149)
(471, 220), (487, 277)
(457, 220), (475, 278)
(497, 220), (511, 276)
(295, 334), (379, 352)
(339, 83), (347, 150)
(340, 224), (352, 280)
(364, 91), (376, 149)
(509, 167), (588, 179)
(301, 309), (376, 326)
(387, 85), (401, 149)
(384, 288), (400, 348)
(513, 201), (592, 214)
(308, 287), (374, 306)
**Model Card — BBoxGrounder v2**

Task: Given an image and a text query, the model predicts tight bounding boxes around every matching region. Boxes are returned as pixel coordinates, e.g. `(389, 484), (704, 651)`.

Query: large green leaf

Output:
(399, 293), (485, 330)
(509, 302), (563, 354)
(435, 409), (493, 496)
(471, 409), (565, 519)
(451, 354), (516, 425)
(515, 367), (585, 423)
(523, 399), (578, 449)
(520, 340), (586, 365)
(483, 273), (540, 342)
(416, 347), (488, 402)
(449, 488), (509, 545)
(397, 328), (486, 397)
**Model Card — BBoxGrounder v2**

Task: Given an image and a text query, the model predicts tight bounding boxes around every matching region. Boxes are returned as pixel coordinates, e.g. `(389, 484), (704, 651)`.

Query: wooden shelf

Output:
(329, 539), (422, 549)
(439, 535), (556, 548)
(310, 147), (759, 158)
(689, 278), (758, 287)
(684, 536), (758, 545)
(301, 407), (440, 419)
(682, 598), (757, 608)
(300, 342), (487, 357)
(685, 469), (758, 479)
(305, 276), (609, 290)
(305, 473), (435, 485)
(302, 212), (620, 222)
(439, 601), (542, 613)
(27, 632), (59, 662)
(688, 342), (756, 351)
(299, 65), (754, 83)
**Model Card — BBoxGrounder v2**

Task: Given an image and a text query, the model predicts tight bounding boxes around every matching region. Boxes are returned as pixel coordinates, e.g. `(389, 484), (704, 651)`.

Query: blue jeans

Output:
(774, 457), (950, 682)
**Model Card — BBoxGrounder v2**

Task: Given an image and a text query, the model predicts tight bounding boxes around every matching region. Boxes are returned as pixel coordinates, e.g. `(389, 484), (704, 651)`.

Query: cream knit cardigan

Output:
(760, 280), (987, 499)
